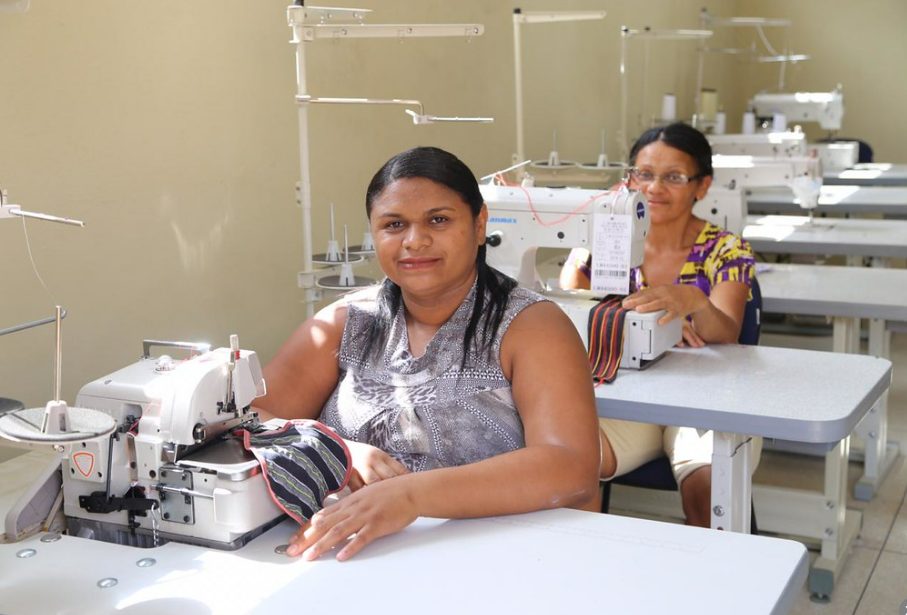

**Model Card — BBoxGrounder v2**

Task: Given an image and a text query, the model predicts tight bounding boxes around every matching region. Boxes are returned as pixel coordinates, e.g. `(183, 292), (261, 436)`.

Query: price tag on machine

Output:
(590, 212), (631, 295)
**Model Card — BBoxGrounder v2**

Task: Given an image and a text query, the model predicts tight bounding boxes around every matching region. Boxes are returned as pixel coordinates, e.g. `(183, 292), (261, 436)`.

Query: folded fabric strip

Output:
(239, 420), (352, 524)
(587, 295), (629, 383)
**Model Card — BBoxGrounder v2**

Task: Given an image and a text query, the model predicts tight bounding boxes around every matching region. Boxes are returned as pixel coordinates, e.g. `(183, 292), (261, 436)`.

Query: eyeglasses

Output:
(627, 168), (703, 187)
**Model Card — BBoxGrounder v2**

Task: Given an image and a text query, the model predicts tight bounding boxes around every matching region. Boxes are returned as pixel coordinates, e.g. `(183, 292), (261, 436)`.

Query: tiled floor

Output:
(758, 330), (907, 614)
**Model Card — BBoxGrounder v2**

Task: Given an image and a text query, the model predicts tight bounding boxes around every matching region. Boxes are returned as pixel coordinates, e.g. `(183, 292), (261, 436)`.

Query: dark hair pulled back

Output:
(629, 122), (714, 177)
(362, 146), (516, 365)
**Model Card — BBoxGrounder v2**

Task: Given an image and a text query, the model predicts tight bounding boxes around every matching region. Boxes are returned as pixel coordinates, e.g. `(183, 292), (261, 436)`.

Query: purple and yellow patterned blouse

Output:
(630, 221), (755, 298)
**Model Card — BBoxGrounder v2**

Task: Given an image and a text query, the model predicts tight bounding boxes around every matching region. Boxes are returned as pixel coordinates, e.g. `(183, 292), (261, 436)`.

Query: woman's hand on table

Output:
(285, 476), (419, 562)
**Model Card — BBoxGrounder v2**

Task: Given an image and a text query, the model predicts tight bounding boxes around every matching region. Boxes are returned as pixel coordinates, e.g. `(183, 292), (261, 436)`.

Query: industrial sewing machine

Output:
(480, 183), (681, 369)
(750, 88), (844, 133)
(710, 130), (856, 174)
(748, 87), (858, 171)
(707, 154), (824, 227)
(1, 337), (284, 550)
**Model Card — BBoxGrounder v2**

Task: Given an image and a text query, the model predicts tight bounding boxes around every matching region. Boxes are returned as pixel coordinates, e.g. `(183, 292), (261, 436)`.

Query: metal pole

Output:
(290, 9), (317, 319)
(54, 305), (63, 402)
(513, 10), (525, 164)
(619, 26), (630, 161)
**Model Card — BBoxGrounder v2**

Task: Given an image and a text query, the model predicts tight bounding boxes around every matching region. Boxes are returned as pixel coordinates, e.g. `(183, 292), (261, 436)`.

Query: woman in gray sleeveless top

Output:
(256, 147), (602, 561)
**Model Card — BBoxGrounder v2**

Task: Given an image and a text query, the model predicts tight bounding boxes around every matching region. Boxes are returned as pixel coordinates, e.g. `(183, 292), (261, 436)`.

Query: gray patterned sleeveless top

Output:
(319, 280), (547, 472)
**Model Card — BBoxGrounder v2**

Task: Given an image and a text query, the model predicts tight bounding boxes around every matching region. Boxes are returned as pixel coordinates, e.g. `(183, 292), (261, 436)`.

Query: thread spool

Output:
(772, 113), (787, 132)
(661, 94), (676, 121)
(742, 112), (756, 135)
(700, 89), (718, 121)
(714, 111), (726, 135)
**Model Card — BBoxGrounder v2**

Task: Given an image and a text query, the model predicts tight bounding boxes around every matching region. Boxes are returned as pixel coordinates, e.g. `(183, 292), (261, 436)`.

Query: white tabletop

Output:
(597, 345), (891, 442)
(759, 263), (907, 322)
(0, 508), (807, 615)
(824, 163), (907, 186)
(746, 185), (907, 215)
(743, 214), (907, 259)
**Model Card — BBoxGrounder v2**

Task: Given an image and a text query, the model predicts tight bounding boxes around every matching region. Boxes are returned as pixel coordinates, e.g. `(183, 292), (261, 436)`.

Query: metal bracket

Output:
(158, 468), (196, 525)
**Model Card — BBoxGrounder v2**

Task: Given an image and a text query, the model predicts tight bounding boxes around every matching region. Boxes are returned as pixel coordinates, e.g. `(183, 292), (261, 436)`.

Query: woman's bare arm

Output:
(254, 300), (347, 420)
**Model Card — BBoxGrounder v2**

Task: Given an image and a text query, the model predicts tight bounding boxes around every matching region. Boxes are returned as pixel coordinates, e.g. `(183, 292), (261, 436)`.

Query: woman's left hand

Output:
(678, 321), (706, 348)
(285, 476), (419, 562)
(622, 285), (709, 325)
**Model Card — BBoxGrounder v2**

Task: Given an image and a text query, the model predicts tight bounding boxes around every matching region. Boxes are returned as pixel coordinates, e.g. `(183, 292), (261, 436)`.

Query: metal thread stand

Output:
(287, 4), (488, 317)
(618, 26), (713, 160)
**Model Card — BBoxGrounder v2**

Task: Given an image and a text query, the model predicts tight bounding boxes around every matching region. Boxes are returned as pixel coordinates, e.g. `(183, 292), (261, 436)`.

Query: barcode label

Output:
(594, 269), (628, 278)
(591, 212), (632, 295)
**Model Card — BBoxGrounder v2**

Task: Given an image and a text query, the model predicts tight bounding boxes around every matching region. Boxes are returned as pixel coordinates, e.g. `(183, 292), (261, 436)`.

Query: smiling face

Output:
(628, 140), (713, 226)
(368, 177), (487, 301)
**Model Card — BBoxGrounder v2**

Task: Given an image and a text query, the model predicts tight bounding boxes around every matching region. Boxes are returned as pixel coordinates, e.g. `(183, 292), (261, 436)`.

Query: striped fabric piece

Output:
(587, 296), (629, 384)
(240, 420), (352, 524)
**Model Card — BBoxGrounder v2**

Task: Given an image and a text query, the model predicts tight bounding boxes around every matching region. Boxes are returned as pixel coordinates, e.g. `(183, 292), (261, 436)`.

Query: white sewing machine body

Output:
(692, 186), (747, 235)
(712, 154), (822, 190)
(709, 131), (808, 158)
(750, 89), (844, 132)
(708, 129), (857, 175)
(712, 154), (823, 212)
(480, 183), (681, 369)
(61, 343), (282, 550)
(811, 142), (859, 172)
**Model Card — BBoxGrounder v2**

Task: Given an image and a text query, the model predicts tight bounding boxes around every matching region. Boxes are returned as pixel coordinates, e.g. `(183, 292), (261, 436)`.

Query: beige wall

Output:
(1, 0), (900, 407)
(732, 0), (907, 161)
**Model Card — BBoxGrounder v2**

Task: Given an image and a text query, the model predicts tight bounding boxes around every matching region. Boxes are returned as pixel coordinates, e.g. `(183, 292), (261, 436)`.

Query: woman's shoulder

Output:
(506, 285), (549, 310)
(697, 221), (753, 256)
(310, 284), (383, 336)
(330, 283), (383, 317)
(499, 299), (583, 369)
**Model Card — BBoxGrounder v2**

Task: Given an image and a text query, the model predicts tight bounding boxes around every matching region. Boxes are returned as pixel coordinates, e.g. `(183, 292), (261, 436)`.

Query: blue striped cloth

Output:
(240, 420), (352, 524)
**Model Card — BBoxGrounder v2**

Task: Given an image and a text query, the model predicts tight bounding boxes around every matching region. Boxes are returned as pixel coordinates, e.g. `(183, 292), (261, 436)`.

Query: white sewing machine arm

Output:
(140, 347), (265, 447)
(708, 131), (808, 158)
(750, 89), (844, 132)
(712, 155), (821, 189)
(479, 184), (647, 289)
(712, 154), (823, 210)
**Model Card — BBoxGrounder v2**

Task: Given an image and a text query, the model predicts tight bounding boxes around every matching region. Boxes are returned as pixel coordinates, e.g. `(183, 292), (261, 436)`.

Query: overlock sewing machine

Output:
(480, 183), (681, 369)
(0, 336), (284, 550)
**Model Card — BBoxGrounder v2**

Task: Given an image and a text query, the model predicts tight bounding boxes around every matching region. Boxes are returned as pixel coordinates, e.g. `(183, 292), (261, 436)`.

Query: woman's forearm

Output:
(691, 300), (741, 343)
(398, 444), (600, 519)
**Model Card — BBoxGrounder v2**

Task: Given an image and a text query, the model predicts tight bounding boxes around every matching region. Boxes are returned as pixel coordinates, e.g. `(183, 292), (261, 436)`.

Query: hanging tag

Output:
(590, 212), (631, 295)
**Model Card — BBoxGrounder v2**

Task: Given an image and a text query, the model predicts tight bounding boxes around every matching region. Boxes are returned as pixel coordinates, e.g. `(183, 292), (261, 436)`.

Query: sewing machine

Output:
(750, 88), (844, 133)
(480, 183), (681, 369)
(709, 129), (857, 175)
(2, 337), (284, 550)
(712, 154), (823, 212)
(748, 88), (857, 171)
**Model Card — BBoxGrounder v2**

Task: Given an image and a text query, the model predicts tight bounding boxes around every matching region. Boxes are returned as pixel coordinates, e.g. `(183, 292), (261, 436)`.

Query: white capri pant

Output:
(600, 417), (763, 485)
